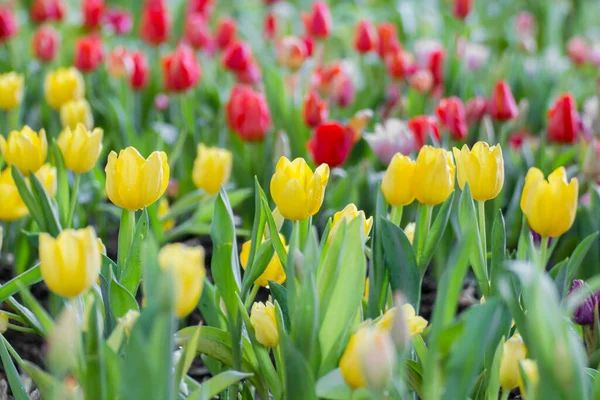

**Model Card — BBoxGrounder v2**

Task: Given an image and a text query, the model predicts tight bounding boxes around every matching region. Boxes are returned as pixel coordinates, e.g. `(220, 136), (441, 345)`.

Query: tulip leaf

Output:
(282, 336), (317, 400)
(564, 232), (599, 294)
(83, 299), (107, 400)
(10, 166), (45, 232)
(505, 177), (524, 249)
(193, 188), (253, 223)
(241, 178), (268, 297)
(29, 172), (62, 236)
(174, 323), (202, 394)
(15, 285), (54, 336)
(490, 209), (506, 295)
(420, 192), (455, 272)
(367, 183), (387, 318)
(0, 334), (30, 400)
(380, 218), (420, 308)
(110, 276), (140, 320)
(120, 208), (150, 296)
(241, 240), (273, 295)
(269, 281), (290, 329)
(5, 297), (46, 336)
(198, 280), (226, 330)
(261, 197), (287, 271)
(0, 264), (42, 303)
(51, 141), (70, 228)
(317, 221), (347, 321)
(187, 371), (254, 400)
(485, 337), (505, 400)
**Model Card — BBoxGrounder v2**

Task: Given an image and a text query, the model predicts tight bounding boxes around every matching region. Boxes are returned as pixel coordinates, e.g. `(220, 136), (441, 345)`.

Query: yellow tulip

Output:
(499, 334), (527, 391)
(105, 147), (170, 210)
(39, 227), (101, 297)
(377, 304), (428, 337)
(412, 146), (455, 205)
(453, 142), (504, 201)
(158, 243), (206, 318)
(240, 235), (287, 287)
(0, 126), (48, 175)
(60, 99), (93, 130)
(404, 222), (415, 244)
(0, 168), (29, 221)
(158, 198), (174, 231)
(270, 156), (329, 221)
(192, 144), (233, 195)
(57, 124), (103, 174)
(520, 167), (578, 238)
(35, 163), (57, 197)
(250, 301), (279, 348)
(0, 72), (24, 110)
(339, 326), (369, 389)
(329, 204), (373, 242)
(518, 359), (539, 398)
(360, 327), (396, 391)
(44, 67), (85, 109)
(381, 153), (416, 206)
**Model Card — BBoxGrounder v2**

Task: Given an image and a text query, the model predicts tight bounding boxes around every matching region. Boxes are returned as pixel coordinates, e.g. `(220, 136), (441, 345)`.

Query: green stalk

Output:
(297, 217), (311, 250)
(539, 236), (550, 271)
(477, 200), (487, 266)
(117, 209), (136, 268)
(390, 206), (403, 226)
(415, 205), (433, 266)
(66, 173), (81, 229)
(244, 284), (260, 309)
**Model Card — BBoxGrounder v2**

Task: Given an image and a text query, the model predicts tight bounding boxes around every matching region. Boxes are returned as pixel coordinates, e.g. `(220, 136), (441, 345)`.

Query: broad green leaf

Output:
(21, 360), (59, 395)
(282, 337), (317, 400)
(110, 277), (140, 319)
(11, 166), (45, 232)
(188, 371), (253, 400)
(29, 172), (62, 236)
(174, 323), (202, 392)
(420, 193), (455, 271)
(564, 232), (599, 293)
(83, 299), (107, 400)
(367, 184), (387, 318)
(485, 338), (505, 400)
(241, 178), (267, 296)
(0, 335), (29, 400)
(0, 265), (42, 303)
(120, 208), (150, 296)
(198, 280), (226, 330)
(16, 285), (54, 335)
(51, 142), (69, 228)
(269, 281), (290, 329)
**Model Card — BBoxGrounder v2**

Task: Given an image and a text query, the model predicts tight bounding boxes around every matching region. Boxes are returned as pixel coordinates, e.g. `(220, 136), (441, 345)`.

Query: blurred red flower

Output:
(129, 51), (149, 90)
(377, 23), (400, 59)
(386, 49), (415, 80)
(488, 80), (518, 121)
(185, 13), (211, 50)
(264, 12), (277, 40)
(162, 45), (201, 92)
(307, 122), (355, 168)
(32, 25), (59, 62)
(106, 46), (129, 78)
(188, 0), (213, 17)
(0, 7), (18, 42)
(436, 97), (468, 139)
(547, 93), (579, 144)
(74, 35), (103, 73)
(226, 85), (272, 141)
(408, 115), (440, 148)
(567, 36), (588, 66)
(102, 8), (132, 35)
(82, 0), (104, 29)
(354, 20), (377, 54)
(332, 73), (355, 108)
(30, 0), (65, 23)
(215, 17), (237, 51)
(222, 41), (253, 73)
(465, 96), (488, 125)
(427, 48), (445, 88)
(302, 1), (331, 39)
(410, 70), (434, 93)
(277, 37), (308, 71)
(302, 36), (314, 57)
(235, 61), (262, 85)
(303, 90), (329, 128)
(453, 0), (473, 20)
(140, 0), (169, 46)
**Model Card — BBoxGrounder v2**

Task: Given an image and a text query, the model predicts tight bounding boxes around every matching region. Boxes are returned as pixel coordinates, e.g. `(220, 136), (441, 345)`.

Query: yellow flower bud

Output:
(60, 99), (93, 130)
(158, 198), (175, 231)
(250, 301), (279, 348)
(381, 153), (416, 206)
(0, 72), (24, 110)
(158, 243), (206, 318)
(329, 204), (373, 242)
(520, 167), (578, 238)
(44, 67), (85, 109)
(453, 142), (504, 201)
(361, 328), (396, 391)
(499, 334), (527, 391)
(518, 359), (539, 398)
(35, 163), (57, 197)
(270, 156), (329, 221)
(39, 227), (102, 297)
(404, 222), (415, 244)
(412, 146), (455, 205)
(58, 124), (103, 174)
(192, 144), (233, 195)
(0, 168), (29, 221)
(377, 304), (428, 337)
(105, 147), (170, 210)
(0, 126), (47, 175)
(240, 235), (287, 287)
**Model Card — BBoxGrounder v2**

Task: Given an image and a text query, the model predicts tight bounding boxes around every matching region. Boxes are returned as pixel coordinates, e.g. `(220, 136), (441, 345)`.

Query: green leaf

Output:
(0, 335), (29, 400)
(490, 209), (506, 295)
(110, 277), (140, 320)
(120, 208), (150, 296)
(564, 232), (599, 292)
(241, 178), (268, 297)
(188, 371), (253, 400)
(16, 285), (54, 336)
(241, 240), (274, 295)
(21, 359), (59, 395)
(29, 172), (62, 236)
(269, 281), (290, 329)
(83, 299), (107, 400)
(485, 338), (505, 400)
(174, 323), (202, 392)
(261, 197), (287, 271)
(198, 280), (226, 330)
(51, 142), (70, 228)
(420, 193), (455, 271)
(10, 166), (45, 231)
(367, 184), (387, 318)
(282, 337), (317, 400)
(0, 265), (42, 303)
(315, 369), (353, 400)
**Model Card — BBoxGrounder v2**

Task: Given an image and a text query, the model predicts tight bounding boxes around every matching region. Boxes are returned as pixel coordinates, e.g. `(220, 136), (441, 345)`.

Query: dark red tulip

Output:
(488, 80), (518, 121)
(162, 45), (201, 92)
(74, 35), (103, 73)
(82, 0), (104, 29)
(102, 8), (133, 35)
(0, 7), (18, 41)
(302, 1), (331, 39)
(303, 90), (328, 128)
(508, 130), (529, 150)
(307, 122), (355, 168)
(427, 48), (445, 88)
(264, 12), (277, 40)
(377, 23), (400, 59)
(222, 41), (253, 73)
(140, 0), (169, 46)
(129, 51), (149, 90)
(452, 0), (473, 20)
(547, 93), (579, 144)
(354, 20), (377, 54)
(436, 97), (468, 139)
(408, 116), (440, 148)
(386, 49), (415, 80)
(567, 36), (588, 66)
(188, 0), (213, 17)
(32, 25), (60, 62)
(568, 280), (596, 326)
(235, 61), (262, 85)
(226, 85), (272, 141)
(185, 13), (211, 50)
(302, 36), (314, 57)
(215, 17), (237, 51)
(465, 96), (488, 125)
(30, 0), (65, 23)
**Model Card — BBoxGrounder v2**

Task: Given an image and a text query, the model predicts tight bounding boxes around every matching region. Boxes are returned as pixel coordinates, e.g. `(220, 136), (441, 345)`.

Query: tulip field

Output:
(1, 0), (600, 399)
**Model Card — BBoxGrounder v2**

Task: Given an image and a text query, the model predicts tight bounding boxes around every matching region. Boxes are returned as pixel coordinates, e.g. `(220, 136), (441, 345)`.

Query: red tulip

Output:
(264, 12), (277, 40)
(215, 17), (237, 51)
(488, 80), (518, 121)
(129, 51), (149, 90)
(30, 0), (65, 23)
(222, 41), (253, 73)
(277, 37), (308, 71)
(162, 45), (201, 92)
(303, 90), (328, 128)
(377, 23), (400, 59)
(32, 25), (59, 63)
(354, 20), (377, 54)
(465, 96), (488, 125)
(436, 97), (468, 139)
(382, 84), (400, 118)
(547, 93), (579, 144)
(307, 122), (355, 168)
(102, 8), (133, 35)
(313, 63), (343, 96)
(508, 130), (529, 150)
(332, 73), (355, 108)
(409, 70), (433, 93)
(408, 116), (440, 148)
(188, 0), (213, 17)
(185, 13), (211, 50)
(82, 0), (104, 29)
(302, 36), (314, 57)
(140, 0), (169, 46)
(106, 46), (129, 78)
(386, 49), (415, 80)
(264, 0), (281, 3)
(567, 36), (588, 66)
(235, 61), (262, 85)
(226, 85), (272, 141)
(0, 7), (18, 41)
(74, 35), (103, 73)
(302, 1), (331, 39)
(427, 48), (445, 88)
(452, 0), (473, 20)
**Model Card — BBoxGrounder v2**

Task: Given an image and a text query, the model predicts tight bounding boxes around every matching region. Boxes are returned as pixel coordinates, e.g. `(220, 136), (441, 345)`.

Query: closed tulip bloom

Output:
(427, 48), (445, 88)
(547, 93), (579, 144)
(377, 23), (400, 59)
(409, 69), (434, 93)
(240, 236), (287, 287)
(264, 12), (277, 40)
(0, 72), (23, 111)
(0, 126), (48, 176)
(332, 73), (355, 108)
(386, 49), (415, 80)
(158, 243), (206, 318)
(188, 0), (213, 16)
(185, 13), (211, 50)
(140, 0), (169, 46)
(102, 8), (133, 35)
(215, 17), (237, 51)
(270, 156), (329, 221)
(276, 37), (308, 71)
(226, 85), (271, 141)
(44, 67), (85, 109)
(307, 122), (355, 168)
(453, 142), (504, 201)
(436, 97), (468, 139)
(303, 90), (328, 128)
(500, 335), (527, 390)
(129, 51), (149, 90)
(0, 168), (29, 221)
(339, 326), (370, 389)
(105, 147), (170, 210)
(32, 25), (60, 62)
(35, 163), (57, 197)
(106, 46), (129, 78)
(354, 20), (377, 54)
(329, 204), (373, 242)
(235, 61), (262, 85)
(250, 301), (279, 348)
(488, 80), (518, 121)
(192, 144), (232, 195)
(39, 227), (101, 297)
(376, 305), (428, 336)
(408, 115), (440, 148)
(158, 198), (174, 231)
(520, 167), (578, 238)
(302, 1), (331, 39)
(453, 0), (473, 20)
(365, 119), (415, 165)
(58, 124), (103, 173)
(60, 99), (93, 130)
(518, 359), (539, 398)
(74, 35), (103, 73)
(381, 153), (416, 206)
(412, 146), (455, 205)
(566, 36), (588, 65)
(361, 328), (396, 391)
(82, 0), (104, 29)
(162, 45), (201, 92)
(222, 41), (253, 73)
(0, 7), (18, 42)
(30, 0), (65, 23)
(465, 96), (488, 125)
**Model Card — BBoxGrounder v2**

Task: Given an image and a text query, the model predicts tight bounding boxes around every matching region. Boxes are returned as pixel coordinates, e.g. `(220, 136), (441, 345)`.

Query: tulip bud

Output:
(105, 147), (169, 210)
(547, 93), (579, 144)
(162, 45), (201, 92)
(409, 69), (433, 93)
(276, 37), (308, 71)
(184, 13), (211, 50)
(188, 0), (213, 16)
(222, 41), (253, 73)
(0, 72), (23, 111)
(192, 144), (232, 195)
(0, 126), (47, 176)
(307, 122), (355, 168)
(452, 0), (473, 20)
(339, 326), (370, 389)
(30, 0), (65, 24)
(412, 146), (455, 205)
(499, 335), (527, 390)
(106, 46), (130, 78)
(361, 328), (396, 392)
(270, 156), (329, 221)
(377, 23), (400, 59)
(427, 48), (445, 88)
(465, 96), (488, 125)
(453, 141), (504, 201)
(354, 20), (377, 54)
(520, 167), (578, 238)
(408, 115), (440, 148)
(74, 35), (104, 73)
(381, 153), (416, 206)
(488, 80), (518, 121)
(332, 73), (355, 108)
(436, 97), (468, 139)
(0, 7), (18, 42)
(250, 301), (279, 347)
(329, 204), (373, 243)
(386, 49), (415, 80)
(45, 67), (85, 109)
(365, 119), (414, 165)
(226, 85), (272, 141)
(240, 235), (287, 287)
(129, 51), (149, 90)
(32, 25), (60, 63)
(82, 0), (104, 29)
(264, 12), (277, 40)
(215, 17), (237, 51)
(303, 90), (328, 128)
(60, 99), (93, 130)
(158, 243), (206, 318)
(302, 36), (314, 57)
(58, 124), (103, 173)
(102, 8), (133, 35)
(140, 0), (170, 46)
(0, 165), (55, 221)
(567, 36), (588, 66)
(567, 280), (596, 325)
(518, 359), (539, 399)
(302, 1), (331, 39)
(235, 61), (262, 85)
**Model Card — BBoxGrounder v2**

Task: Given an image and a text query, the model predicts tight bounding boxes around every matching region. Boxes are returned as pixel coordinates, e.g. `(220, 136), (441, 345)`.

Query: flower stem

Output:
(118, 209), (136, 268)
(66, 173), (81, 229)
(244, 284), (260, 309)
(390, 205), (403, 226)
(477, 200), (487, 265)
(539, 236), (550, 271)
(415, 204), (433, 267)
